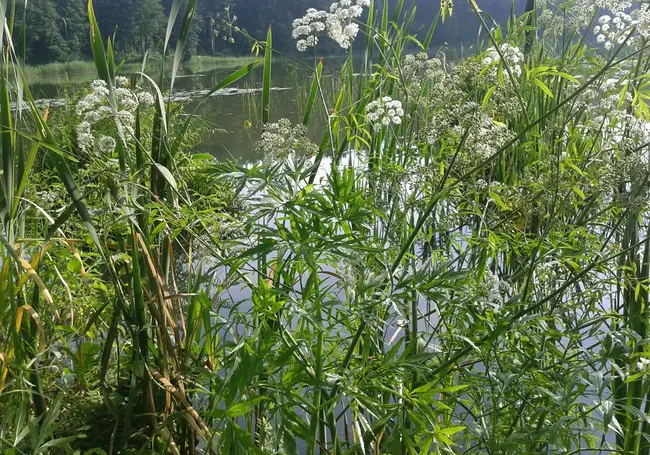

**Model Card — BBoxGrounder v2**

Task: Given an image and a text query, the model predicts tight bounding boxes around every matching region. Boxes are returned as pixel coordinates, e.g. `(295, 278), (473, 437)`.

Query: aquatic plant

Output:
(3, 0), (650, 454)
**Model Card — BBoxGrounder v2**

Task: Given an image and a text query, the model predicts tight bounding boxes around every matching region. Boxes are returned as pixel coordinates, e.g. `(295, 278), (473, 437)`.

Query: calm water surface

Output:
(31, 58), (340, 162)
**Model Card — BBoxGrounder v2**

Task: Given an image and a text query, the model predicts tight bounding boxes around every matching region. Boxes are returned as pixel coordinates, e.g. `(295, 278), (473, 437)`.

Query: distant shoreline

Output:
(15, 55), (258, 85)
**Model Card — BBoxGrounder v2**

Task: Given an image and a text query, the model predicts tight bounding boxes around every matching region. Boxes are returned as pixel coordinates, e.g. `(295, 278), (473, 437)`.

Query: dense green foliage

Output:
(4, 0), (650, 454)
(16, 0), (524, 64)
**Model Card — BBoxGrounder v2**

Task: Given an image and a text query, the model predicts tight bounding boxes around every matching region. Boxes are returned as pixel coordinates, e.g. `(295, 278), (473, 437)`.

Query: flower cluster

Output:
(474, 270), (513, 314)
(292, 8), (328, 51)
(482, 43), (524, 78)
(366, 96), (404, 127)
(450, 104), (515, 162)
(292, 0), (370, 51)
(254, 118), (319, 161)
(593, 12), (632, 50)
(573, 72), (650, 209)
(326, 0), (367, 49)
(75, 78), (154, 157)
(633, 7), (650, 39)
(578, 76), (650, 153)
(533, 259), (574, 298)
(549, 0), (633, 30)
(399, 52), (448, 97)
(538, 8), (566, 38)
(211, 6), (239, 44)
(539, 0), (650, 49)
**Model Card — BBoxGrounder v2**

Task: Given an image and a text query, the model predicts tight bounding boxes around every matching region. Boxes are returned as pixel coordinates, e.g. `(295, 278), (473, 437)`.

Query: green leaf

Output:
(226, 397), (269, 417)
(171, 0), (198, 92)
(0, 57), (14, 218)
(67, 258), (82, 274)
(87, 0), (109, 83)
(132, 360), (145, 378)
(482, 85), (496, 110)
(13, 142), (40, 217)
(533, 78), (555, 99)
(137, 72), (168, 134)
(153, 163), (178, 192)
(572, 186), (585, 200)
(303, 59), (323, 126)
(163, 0), (183, 54)
(283, 430), (298, 455)
(556, 71), (579, 83)
(107, 37), (115, 79)
(440, 425), (465, 436)
(192, 153), (214, 161)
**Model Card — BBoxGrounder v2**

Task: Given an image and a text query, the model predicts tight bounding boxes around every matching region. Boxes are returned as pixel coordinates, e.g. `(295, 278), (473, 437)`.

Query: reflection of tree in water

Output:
(191, 62), (335, 162)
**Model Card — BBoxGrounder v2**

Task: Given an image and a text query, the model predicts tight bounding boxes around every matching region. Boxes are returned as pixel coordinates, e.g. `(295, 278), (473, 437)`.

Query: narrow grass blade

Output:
(390, 0), (404, 24)
(12, 142), (39, 220)
(107, 37), (115, 79)
(164, 0), (184, 54)
(15, 304), (45, 352)
(87, 0), (109, 83)
(171, 0), (198, 92)
(0, 0), (8, 51)
(423, 13), (439, 50)
(262, 27), (272, 125)
(303, 59), (323, 126)
(381, 0), (389, 48)
(0, 233), (52, 306)
(138, 72), (168, 134)
(0, 60), (14, 220)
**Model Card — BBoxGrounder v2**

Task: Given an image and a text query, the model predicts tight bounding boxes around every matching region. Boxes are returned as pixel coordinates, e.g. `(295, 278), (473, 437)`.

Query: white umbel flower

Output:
(90, 79), (109, 96)
(292, 8), (328, 50)
(594, 11), (633, 50)
(97, 135), (116, 154)
(115, 76), (130, 87)
(292, 0), (368, 51)
(136, 91), (155, 107)
(632, 8), (650, 39)
(75, 78), (155, 156)
(482, 43), (524, 78)
(76, 121), (94, 153)
(367, 97), (404, 127)
(255, 118), (318, 161)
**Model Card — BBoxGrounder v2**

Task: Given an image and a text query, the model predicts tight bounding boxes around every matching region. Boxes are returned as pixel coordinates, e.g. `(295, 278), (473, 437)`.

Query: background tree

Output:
(131, 0), (167, 54)
(94, 0), (166, 55)
(14, 0), (529, 65)
(54, 0), (87, 60)
(19, 0), (71, 63)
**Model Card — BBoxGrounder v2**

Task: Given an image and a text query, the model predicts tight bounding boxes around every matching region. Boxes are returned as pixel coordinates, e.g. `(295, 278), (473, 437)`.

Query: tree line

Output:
(17, 0), (525, 65)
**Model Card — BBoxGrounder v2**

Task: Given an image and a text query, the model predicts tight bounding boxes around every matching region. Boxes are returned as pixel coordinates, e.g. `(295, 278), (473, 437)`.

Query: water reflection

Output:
(30, 58), (341, 162)
(186, 60), (337, 161)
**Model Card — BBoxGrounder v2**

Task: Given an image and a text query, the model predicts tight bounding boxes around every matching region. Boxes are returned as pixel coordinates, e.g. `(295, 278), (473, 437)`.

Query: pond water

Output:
(30, 58), (340, 162)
